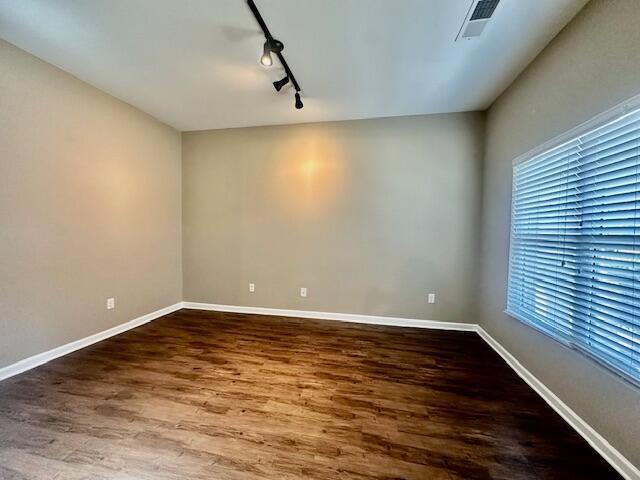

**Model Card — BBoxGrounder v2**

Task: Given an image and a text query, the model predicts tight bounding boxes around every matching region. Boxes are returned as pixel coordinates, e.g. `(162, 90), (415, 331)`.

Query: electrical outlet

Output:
(428, 293), (436, 304)
(249, 283), (255, 293)
(300, 287), (307, 298)
(106, 297), (115, 310)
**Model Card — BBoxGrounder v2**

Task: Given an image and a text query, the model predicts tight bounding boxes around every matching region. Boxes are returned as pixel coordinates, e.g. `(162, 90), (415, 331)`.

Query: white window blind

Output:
(507, 106), (640, 385)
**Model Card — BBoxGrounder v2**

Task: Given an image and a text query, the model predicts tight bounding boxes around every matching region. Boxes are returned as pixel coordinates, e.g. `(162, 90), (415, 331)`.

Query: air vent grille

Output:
(470, 0), (500, 21)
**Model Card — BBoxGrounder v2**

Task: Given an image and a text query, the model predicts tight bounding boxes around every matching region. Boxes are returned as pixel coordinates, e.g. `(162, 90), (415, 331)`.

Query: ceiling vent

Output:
(456, 0), (501, 41)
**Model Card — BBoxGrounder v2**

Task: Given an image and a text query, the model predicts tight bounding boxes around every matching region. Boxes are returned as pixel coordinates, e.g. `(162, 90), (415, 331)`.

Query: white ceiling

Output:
(0, 0), (587, 131)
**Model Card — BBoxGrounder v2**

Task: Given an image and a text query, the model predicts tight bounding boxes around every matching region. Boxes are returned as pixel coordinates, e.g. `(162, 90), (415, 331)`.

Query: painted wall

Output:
(0, 39), (182, 368)
(479, 0), (640, 466)
(183, 113), (484, 322)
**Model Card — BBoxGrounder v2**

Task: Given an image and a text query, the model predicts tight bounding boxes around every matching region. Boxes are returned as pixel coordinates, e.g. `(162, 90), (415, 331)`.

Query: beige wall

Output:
(183, 113), (484, 322)
(479, 0), (640, 466)
(0, 39), (182, 368)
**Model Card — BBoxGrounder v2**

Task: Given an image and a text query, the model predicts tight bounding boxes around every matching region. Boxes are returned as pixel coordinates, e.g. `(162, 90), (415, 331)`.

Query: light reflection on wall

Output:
(89, 152), (138, 229)
(272, 129), (345, 218)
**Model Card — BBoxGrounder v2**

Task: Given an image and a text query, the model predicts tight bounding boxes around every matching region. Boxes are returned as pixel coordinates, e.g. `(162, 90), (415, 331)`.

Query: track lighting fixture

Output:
(260, 42), (272, 66)
(247, 0), (304, 110)
(273, 76), (289, 92)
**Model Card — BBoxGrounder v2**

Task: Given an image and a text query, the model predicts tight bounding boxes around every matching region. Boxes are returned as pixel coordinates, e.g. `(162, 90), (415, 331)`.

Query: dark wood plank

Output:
(0, 309), (621, 479)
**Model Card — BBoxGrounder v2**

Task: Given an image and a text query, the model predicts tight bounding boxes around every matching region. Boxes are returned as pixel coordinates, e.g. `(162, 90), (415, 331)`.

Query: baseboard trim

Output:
(181, 302), (478, 331)
(477, 326), (640, 480)
(0, 302), (183, 382)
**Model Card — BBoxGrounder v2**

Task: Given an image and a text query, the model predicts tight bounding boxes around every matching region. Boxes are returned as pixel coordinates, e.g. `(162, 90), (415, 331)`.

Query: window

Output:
(507, 101), (640, 385)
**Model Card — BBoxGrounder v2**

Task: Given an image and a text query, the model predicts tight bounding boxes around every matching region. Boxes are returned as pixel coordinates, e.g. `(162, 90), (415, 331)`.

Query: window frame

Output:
(505, 93), (640, 388)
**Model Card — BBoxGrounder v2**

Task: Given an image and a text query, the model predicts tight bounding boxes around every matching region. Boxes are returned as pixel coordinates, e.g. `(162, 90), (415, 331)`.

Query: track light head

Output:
(260, 38), (283, 67)
(273, 77), (290, 92)
(260, 42), (272, 66)
(295, 92), (303, 110)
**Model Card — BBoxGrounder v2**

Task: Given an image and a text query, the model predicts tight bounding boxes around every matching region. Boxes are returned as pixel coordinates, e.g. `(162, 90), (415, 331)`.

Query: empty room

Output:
(1, 0), (639, 478)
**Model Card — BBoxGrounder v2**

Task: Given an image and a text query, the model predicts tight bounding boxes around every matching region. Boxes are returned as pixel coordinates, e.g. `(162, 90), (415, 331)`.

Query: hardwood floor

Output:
(0, 309), (621, 479)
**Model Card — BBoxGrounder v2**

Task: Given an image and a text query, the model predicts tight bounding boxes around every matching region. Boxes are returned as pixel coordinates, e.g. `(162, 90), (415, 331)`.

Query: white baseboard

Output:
(477, 326), (640, 480)
(0, 302), (183, 382)
(181, 302), (478, 331)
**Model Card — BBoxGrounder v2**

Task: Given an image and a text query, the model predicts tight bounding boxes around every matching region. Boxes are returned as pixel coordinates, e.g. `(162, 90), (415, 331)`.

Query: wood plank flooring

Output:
(0, 309), (621, 479)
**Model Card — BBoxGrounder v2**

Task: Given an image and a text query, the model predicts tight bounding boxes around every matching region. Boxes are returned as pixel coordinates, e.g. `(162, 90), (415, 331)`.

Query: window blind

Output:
(507, 107), (640, 384)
